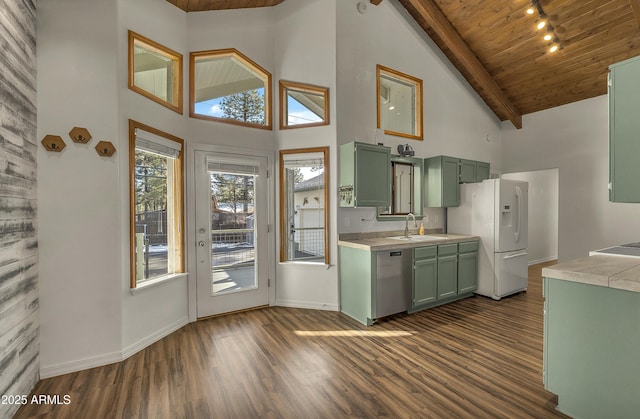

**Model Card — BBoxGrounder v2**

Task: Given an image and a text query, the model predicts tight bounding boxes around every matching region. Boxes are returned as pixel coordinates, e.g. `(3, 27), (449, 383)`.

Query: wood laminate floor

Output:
(15, 261), (567, 418)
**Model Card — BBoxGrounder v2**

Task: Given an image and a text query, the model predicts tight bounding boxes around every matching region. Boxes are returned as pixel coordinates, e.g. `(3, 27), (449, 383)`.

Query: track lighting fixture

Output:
(527, 0), (562, 54)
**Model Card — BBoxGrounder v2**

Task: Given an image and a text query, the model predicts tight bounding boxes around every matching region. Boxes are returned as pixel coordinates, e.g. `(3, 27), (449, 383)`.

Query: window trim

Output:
(129, 119), (185, 289)
(189, 48), (272, 130)
(128, 31), (183, 114)
(376, 64), (423, 141)
(279, 80), (330, 130)
(279, 147), (330, 264)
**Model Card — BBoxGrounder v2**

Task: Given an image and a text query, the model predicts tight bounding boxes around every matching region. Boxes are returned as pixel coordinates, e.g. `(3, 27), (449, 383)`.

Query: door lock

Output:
(198, 241), (206, 247)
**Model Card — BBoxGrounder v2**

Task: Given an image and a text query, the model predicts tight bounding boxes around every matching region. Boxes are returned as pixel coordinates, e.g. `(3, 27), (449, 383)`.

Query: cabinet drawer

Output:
(414, 246), (437, 259)
(438, 243), (458, 256)
(458, 241), (479, 254)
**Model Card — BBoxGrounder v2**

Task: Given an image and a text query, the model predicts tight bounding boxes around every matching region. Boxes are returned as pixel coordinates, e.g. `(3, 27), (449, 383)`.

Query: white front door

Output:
(194, 150), (270, 318)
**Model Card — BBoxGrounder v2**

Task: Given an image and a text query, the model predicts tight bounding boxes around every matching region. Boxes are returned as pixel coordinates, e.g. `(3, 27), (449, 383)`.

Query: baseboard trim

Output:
(529, 256), (558, 266)
(121, 316), (189, 360)
(40, 350), (122, 379)
(275, 299), (339, 311)
(40, 316), (189, 379)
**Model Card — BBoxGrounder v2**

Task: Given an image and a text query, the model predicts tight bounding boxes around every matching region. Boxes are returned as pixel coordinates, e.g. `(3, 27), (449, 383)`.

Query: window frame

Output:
(279, 80), (330, 130)
(129, 119), (185, 289)
(189, 48), (273, 130)
(279, 147), (330, 265)
(376, 64), (423, 141)
(128, 31), (183, 114)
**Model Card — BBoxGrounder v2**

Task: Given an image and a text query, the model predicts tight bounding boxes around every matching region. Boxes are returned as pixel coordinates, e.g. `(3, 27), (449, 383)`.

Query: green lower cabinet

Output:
(413, 246), (437, 309)
(543, 277), (640, 418)
(411, 241), (477, 313)
(458, 241), (479, 294)
(437, 254), (458, 299)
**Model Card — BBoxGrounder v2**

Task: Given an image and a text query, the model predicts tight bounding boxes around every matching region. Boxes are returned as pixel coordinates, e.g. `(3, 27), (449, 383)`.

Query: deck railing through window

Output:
(290, 227), (325, 261)
(211, 228), (255, 268)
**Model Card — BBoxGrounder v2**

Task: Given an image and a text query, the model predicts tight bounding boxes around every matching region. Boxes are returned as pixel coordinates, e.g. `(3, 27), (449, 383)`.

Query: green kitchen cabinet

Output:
(457, 241), (479, 294)
(412, 246), (438, 309)
(459, 159), (476, 183)
(460, 159), (490, 183)
(609, 55), (640, 202)
(339, 141), (391, 207)
(476, 161), (490, 182)
(437, 243), (458, 299)
(425, 155), (460, 207)
(543, 277), (640, 418)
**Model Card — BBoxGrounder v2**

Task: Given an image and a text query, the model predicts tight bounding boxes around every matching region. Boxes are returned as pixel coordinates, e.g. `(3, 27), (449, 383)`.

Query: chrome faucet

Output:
(404, 212), (417, 238)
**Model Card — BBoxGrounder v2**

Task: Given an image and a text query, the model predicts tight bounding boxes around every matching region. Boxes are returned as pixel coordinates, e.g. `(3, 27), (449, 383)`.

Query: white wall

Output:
(118, 0), (190, 358)
(37, 0), (123, 376)
(503, 169), (559, 264)
(274, 0), (339, 310)
(502, 95), (640, 261)
(336, 0), (503, 234)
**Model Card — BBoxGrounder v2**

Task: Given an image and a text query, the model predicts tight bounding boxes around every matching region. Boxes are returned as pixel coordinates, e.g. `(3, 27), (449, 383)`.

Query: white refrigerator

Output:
(448, 179), (529, 300)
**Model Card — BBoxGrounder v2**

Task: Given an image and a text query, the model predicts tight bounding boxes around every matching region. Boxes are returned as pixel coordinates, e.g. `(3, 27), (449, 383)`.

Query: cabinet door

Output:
(476, 162), (490, 182)
(458, 252), (478, 294)
(459, 159), (476, 183)
(414, 257), (437, 307)
(442, 157), (460, 207)
(610, 57), (640, 202)
(355, 143), (390, 207)
(437, 254), (458, 299)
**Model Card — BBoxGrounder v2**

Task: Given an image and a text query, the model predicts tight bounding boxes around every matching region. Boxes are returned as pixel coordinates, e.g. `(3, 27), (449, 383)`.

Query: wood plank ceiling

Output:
(168, 0), (640, 128)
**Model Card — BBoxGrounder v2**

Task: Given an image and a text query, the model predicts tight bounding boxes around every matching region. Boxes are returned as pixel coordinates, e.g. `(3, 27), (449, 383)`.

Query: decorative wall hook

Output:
(69, 126), (92, 144)
(95, 141), (116, 157)
(41, 135), (66, 152)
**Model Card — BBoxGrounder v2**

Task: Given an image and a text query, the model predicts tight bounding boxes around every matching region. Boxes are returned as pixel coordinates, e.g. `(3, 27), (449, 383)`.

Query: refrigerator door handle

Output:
(514, 185), (522, 242)
(503, 251), (528, 260)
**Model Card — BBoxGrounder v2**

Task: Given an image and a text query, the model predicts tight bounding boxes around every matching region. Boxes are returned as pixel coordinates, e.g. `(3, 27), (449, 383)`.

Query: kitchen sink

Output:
(387, 235), (447, 241)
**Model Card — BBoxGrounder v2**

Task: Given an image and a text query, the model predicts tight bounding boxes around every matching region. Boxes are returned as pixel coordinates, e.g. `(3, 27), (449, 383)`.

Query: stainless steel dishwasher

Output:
(376, 249), (411, 319)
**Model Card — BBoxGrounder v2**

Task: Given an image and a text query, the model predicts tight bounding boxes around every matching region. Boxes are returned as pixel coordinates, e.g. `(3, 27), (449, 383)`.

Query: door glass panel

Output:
(209, 170), (256, 294)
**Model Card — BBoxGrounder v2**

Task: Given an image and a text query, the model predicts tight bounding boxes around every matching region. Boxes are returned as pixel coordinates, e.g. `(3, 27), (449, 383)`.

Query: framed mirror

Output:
(376, 65), (423, 141)
(279, 80), (329, 129)
(128, 31), (183, 114)
(377, 155), (423, 220)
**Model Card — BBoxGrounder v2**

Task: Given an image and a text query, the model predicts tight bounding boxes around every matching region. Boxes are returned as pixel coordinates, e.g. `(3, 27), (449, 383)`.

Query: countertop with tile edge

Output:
(542, 255), (640, 293)
(338, 229), (479, 252)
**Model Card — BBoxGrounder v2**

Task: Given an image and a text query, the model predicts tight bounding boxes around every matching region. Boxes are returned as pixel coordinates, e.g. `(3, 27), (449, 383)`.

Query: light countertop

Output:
(542, 255), (640, 293)
(338, 231), (479, 252)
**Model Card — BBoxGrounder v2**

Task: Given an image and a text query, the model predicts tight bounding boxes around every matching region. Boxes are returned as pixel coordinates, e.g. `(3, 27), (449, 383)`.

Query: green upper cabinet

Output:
(424, 155), (460, 207)
(460, 159), (490, 183)
(339, 141), (391, 207)
(609, 55), (640, 202)
(476, 161), (490, 182)
(459, 159), (476, 183)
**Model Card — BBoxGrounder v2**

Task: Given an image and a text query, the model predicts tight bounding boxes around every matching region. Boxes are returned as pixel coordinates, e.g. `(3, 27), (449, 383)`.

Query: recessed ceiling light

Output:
(549, 44), (559, 53)
(526, 8), (535, 15)
(537, 20), (546, 30)
(544, 34), (552, 41)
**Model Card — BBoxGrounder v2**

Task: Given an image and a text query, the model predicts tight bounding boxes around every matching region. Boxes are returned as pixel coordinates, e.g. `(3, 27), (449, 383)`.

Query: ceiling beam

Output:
(402, 0), (522, 129)
(630, 0), (640, 29)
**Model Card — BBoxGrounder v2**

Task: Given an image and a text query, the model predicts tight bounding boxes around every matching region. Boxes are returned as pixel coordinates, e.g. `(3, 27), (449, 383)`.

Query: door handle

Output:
(503, 252), (528, 260)
(198, 241), (206, 247)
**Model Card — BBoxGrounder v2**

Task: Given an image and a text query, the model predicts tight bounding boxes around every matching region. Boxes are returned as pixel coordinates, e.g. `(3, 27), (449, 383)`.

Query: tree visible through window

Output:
(190, 48), (272, 129)
(129, 120), (185, 288)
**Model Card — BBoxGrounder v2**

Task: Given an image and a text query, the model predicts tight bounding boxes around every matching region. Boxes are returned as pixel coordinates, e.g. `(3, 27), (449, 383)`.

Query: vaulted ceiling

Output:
(167, 0), (640, 128)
